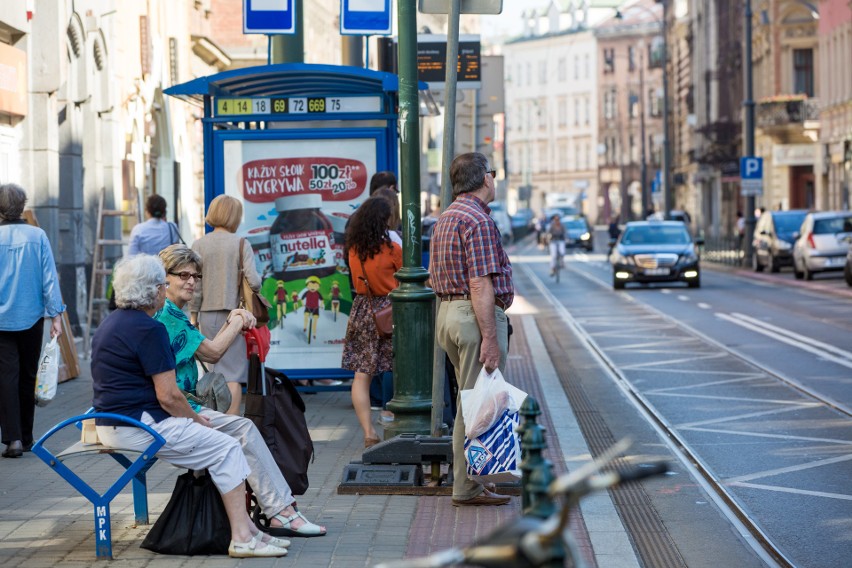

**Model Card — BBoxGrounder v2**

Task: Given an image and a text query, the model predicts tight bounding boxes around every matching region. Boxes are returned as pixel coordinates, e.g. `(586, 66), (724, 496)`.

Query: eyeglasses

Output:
(487, 169), (497, 178)
(157, 282), (170, 289)
(169, 271), (203, 281)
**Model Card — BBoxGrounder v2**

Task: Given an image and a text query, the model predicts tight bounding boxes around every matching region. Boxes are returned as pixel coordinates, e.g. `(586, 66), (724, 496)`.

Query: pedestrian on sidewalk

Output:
(342, 196), (402, 448)
(430, 152), (514, 507)
(0, 183), (66, 459)
(190, 195), (261, 415)
(128, 194), (183, 256)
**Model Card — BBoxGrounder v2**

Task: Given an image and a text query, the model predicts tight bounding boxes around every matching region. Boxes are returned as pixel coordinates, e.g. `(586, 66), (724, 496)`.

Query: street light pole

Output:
(660, 0), (673, 218)
(743, 0), (757, 266)
(639, 48), (648, 214)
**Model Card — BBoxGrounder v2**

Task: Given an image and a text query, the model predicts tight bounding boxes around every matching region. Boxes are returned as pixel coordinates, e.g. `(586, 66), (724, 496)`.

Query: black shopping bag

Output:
(244, 356), (314, 495)
(141, 470), (230, 555)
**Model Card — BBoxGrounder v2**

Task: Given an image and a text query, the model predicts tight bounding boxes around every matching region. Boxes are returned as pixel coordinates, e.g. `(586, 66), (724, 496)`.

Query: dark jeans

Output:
(370, 371), (394, 409)
(0, 319), (44, 446)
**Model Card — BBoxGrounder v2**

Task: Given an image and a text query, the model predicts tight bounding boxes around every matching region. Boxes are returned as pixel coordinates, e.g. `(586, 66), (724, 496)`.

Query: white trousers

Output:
(550, 240), (566, 269)
(97, 410), (295, 515)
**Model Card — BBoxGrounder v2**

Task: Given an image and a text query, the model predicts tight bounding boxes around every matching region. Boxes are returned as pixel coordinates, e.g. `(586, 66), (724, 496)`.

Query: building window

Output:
(585, 53), (590, 78)
(628, 46), (636, 72)
(558, 97), (567, 126)
(603, 48), (615, 73)
(557, 57), (566, 82)
(604, 89), (617, 120)
(649, 88), (662, 117)
(648, 37), (664, 69)
(629, 92), (640, 118)
(539, 60), (548, 84)
(575, 98), (580, 125)
(585, 97), (590, 125)
(793, 48), (814, 97)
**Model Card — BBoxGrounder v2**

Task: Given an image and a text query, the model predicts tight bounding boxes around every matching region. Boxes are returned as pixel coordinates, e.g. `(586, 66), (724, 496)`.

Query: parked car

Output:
(561, 215), (594, 251)
(752, 209), (808, 272)
(845, 248), (852, 287)
(792, 211), (852, 280)
(510, 208), (535, 239)
(488, 202), (514, 244)
(610, 220), (703, 289)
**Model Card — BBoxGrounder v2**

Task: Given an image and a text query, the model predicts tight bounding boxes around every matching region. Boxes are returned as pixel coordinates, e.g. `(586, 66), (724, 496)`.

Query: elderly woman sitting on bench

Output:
(91, 255), (322, 559)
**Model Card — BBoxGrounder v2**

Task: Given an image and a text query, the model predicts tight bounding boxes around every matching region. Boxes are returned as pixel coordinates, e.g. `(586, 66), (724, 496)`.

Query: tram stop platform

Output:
(0, 255), (683, 568)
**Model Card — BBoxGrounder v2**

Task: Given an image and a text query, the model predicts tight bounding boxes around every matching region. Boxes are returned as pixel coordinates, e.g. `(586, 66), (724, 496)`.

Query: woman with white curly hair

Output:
(90, 254), (289, 558)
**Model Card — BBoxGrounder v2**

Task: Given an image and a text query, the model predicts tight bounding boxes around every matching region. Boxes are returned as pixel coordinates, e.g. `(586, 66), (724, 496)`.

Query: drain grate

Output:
(538, 314), (688, 568)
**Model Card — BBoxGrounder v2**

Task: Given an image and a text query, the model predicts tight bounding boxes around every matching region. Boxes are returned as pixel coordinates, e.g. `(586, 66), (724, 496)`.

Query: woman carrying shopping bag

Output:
(0, 184), (65, 458)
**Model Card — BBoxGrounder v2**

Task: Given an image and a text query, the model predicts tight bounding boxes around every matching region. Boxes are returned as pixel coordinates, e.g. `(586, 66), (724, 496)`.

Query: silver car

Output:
(792, 211), (852, 280)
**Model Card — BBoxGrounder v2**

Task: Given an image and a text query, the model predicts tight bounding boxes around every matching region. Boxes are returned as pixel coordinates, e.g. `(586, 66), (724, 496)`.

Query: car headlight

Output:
(680, 252), (698, 264)
(612, 253), (634, 265)
(776, 240), (792, 251)
(580, 232), (590, 241)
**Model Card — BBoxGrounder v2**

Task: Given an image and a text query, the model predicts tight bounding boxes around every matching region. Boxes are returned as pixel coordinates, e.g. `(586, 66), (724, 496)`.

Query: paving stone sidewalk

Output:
(0, 311), (628, 567)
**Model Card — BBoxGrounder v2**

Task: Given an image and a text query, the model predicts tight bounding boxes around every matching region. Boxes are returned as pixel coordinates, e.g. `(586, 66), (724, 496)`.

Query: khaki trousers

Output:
(436, 300), (509, 500)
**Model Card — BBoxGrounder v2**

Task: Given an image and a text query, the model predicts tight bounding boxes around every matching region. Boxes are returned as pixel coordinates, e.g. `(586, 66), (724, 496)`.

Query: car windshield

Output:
(565, 219), (587, 230)
(621, 225), (690, 245)
(773, 213), (806, 233)
(813, 215), (852, 235)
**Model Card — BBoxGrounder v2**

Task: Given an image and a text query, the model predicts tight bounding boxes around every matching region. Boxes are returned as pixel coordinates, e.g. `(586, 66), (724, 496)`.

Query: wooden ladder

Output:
(84, 187), (142, 357)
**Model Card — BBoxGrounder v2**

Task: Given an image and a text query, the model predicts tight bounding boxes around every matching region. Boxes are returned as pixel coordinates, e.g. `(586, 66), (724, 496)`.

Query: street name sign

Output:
(419, 0), (503, 14)
(244, 0), (295, 35)
(340, 0), (392, 36)
(740, 156), (763, 196)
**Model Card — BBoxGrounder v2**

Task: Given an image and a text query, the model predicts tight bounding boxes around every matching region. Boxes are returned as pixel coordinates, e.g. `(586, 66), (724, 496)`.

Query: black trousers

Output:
(0, 319), (44, 446)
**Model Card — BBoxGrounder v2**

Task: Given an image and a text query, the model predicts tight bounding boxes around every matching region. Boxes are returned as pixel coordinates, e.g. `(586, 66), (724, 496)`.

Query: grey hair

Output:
(159, 243), (202, 273)
(0, 183), (28, 221)
(450, 152), (489, 198)
(113, 254), (165, 310)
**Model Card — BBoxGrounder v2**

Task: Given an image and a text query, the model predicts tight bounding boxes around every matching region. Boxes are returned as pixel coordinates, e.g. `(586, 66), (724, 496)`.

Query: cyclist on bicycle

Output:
(548, 215), (566, 277)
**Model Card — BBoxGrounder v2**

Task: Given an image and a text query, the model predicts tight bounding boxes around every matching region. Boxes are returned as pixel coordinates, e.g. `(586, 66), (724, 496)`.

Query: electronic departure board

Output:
(215, 95), (383, 117)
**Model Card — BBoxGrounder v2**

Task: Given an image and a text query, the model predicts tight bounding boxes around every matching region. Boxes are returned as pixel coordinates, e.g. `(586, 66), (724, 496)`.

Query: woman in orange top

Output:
(342, 196), (402, 448)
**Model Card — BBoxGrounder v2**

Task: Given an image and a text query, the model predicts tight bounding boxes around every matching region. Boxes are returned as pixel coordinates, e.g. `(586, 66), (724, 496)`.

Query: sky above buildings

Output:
(480, 0), (547, 39)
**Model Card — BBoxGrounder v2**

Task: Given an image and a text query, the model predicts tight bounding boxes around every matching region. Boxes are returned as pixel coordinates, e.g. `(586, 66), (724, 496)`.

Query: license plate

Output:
(644, 268), (670, 276)
(826, 257), (844, 266)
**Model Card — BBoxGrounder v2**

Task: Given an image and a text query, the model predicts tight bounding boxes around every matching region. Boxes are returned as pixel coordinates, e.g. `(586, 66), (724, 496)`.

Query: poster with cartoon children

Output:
(221, 136), (377, 368)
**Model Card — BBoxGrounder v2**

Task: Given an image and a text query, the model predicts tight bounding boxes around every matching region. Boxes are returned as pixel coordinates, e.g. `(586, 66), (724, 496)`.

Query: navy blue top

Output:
(91, 309), (176, 426)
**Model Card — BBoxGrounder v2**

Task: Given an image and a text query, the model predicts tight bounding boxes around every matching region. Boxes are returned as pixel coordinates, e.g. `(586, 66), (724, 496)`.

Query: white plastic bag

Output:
(35, 336), (59, 407)
(460, 368), (527, 439)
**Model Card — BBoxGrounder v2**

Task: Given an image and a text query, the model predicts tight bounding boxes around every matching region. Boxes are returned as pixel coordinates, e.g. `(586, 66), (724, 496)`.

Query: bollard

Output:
(522, 428), (557, 519)
(518, 397), (542, 511)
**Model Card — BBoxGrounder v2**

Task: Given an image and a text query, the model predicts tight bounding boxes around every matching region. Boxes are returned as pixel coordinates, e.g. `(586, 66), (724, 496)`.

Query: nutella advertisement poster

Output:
(222, 138), (376, 369)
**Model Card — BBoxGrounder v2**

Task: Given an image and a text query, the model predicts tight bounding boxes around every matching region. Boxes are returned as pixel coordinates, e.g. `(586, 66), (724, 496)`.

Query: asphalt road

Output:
(513, 240), (852, 568)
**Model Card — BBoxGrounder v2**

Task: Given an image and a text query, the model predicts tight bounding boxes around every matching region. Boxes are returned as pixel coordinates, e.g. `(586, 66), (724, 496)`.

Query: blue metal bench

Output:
(31, 413), (166, 560)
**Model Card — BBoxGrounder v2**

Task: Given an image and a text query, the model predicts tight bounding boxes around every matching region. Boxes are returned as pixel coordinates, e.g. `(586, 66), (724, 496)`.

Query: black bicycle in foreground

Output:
(375, 439), (668, 568)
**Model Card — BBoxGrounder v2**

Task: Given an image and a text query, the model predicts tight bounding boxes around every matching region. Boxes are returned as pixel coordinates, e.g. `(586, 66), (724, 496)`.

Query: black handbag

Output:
(244, 361), (314, 495)
(140, 470), (231, 555)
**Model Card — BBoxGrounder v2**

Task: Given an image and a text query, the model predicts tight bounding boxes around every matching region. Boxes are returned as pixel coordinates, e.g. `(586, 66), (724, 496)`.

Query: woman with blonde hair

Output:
(190, 195), (262, 414)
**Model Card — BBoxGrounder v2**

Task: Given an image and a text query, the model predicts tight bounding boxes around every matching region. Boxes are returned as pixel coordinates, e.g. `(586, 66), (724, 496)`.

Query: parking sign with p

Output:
(740, 156), (763, 196)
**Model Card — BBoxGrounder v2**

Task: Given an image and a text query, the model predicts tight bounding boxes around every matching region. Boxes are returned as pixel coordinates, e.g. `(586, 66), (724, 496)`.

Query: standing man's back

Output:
(429, 152), (514, 507)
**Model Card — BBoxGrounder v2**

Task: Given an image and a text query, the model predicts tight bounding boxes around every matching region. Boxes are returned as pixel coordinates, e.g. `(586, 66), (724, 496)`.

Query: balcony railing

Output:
(756, 97), (819, 128)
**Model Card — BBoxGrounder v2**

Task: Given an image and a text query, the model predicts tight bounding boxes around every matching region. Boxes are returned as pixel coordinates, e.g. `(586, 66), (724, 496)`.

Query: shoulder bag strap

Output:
(237, 237), (246, 306)
(358, 257), (375, 301)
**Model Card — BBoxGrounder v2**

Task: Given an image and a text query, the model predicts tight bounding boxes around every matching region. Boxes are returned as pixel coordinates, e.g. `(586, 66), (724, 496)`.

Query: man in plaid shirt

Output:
(430, 152), (514, 507)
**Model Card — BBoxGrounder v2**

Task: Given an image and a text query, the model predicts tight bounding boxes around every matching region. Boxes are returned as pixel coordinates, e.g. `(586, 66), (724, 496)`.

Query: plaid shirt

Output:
(429, 194), (514, 307)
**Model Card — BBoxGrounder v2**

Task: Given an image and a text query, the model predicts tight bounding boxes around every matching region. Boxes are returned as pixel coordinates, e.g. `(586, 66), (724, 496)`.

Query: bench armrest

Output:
(34, 413), (166, 455)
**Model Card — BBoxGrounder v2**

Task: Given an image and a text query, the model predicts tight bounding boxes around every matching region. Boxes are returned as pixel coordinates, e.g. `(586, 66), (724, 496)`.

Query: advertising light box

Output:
(216, 130), (385, 369)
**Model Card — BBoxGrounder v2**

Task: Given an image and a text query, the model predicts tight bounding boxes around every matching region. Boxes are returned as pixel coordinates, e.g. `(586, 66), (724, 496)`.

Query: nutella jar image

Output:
(269, 194), (336, 279)
(245, 225), (272, 280)
(325, 209), (351, 275)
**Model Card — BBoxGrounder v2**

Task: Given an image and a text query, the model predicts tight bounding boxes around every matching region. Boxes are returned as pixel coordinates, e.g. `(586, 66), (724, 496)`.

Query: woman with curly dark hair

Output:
(342, 196), (401, 447)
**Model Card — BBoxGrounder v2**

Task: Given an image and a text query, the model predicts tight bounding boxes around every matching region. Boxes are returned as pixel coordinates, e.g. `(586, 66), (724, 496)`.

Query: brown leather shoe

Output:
(451, 488), (511, 507)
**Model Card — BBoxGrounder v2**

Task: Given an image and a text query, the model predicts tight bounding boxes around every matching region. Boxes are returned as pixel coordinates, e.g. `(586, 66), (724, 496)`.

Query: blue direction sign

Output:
(740, 156), (763, 196)
(244, 0), (295, 35)
(340, 0), (392, 35)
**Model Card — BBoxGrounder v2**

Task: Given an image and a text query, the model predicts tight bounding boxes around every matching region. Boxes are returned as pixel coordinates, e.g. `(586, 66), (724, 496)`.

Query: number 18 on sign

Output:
(740, 156), (763, 197)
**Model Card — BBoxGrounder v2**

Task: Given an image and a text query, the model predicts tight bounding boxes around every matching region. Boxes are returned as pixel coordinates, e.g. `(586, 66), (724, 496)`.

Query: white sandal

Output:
(228, 533), (288, 558)
(267, 510), (327, 537)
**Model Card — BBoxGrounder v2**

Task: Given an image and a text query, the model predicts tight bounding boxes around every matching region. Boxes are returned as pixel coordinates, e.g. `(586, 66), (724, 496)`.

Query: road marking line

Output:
(727, 453), (852, 484)
(728, 312), (852, 361)
(717, 313), (852, 371)
(619, 352), (728, 370)
(647, 392), (827, 405)
(727, 482), (852, 501)
(684, 426), (852, 446)
(677, 295), (690, 301)
(660, 289), (671, 294)
(697, 303), (712, 309)
(646, 375), (767, 393)
(677, 404), (819, 429)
